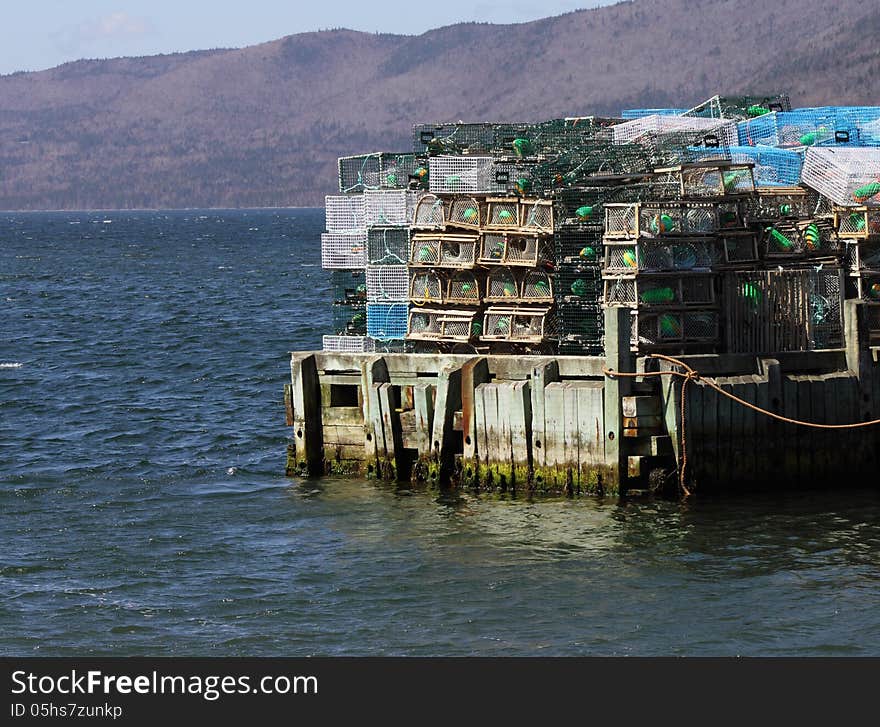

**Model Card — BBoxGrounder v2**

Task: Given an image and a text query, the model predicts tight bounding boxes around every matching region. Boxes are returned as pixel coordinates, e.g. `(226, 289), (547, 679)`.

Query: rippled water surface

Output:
(2, 209), (880, 656)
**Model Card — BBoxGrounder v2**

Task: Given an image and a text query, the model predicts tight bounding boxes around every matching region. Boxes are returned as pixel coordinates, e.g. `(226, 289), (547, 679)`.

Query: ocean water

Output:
(2, 209), (879, 656)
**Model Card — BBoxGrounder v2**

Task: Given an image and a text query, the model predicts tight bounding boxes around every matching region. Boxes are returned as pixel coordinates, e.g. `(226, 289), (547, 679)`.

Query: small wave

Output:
(0, 362), (23, 369)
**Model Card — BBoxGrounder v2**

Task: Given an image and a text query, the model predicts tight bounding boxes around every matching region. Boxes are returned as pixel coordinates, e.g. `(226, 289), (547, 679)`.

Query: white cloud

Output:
(53, 12), (156, 58)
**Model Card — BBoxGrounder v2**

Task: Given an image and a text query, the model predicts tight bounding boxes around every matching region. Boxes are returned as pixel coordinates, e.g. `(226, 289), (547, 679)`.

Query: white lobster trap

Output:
(322, 335), (376, 353)
(446, 270), (482, 305)
(428, 156), (509, 194)
(365, 265), (409, 302)
(325, 194), (365, 232)
(321, 231), (367, 269)
(801, 147), (880, 208)
(485, 266), (522, 303)
(363, 189), (417, 227)
(612, 114), (738, 146)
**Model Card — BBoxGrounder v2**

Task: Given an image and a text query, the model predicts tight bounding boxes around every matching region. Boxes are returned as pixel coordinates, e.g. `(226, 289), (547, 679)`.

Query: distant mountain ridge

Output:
(1, 0), (879, 210)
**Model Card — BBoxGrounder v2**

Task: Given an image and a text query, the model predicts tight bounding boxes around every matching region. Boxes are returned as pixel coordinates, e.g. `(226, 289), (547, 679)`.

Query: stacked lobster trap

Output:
(320, 97), (880, 357)
(599, 164), (758, 354)
(321, 154), (427, 352)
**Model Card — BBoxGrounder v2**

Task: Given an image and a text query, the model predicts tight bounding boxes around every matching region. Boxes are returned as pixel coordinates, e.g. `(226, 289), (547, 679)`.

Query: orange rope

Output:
(603, 353), (880, 495)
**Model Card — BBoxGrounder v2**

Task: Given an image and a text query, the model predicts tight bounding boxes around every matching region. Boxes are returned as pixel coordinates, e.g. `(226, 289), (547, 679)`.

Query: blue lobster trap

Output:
(367, 302), (409, 340)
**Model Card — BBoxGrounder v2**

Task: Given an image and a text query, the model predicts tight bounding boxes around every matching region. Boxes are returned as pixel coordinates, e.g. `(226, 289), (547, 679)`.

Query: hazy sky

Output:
(0, 0), (611, 75)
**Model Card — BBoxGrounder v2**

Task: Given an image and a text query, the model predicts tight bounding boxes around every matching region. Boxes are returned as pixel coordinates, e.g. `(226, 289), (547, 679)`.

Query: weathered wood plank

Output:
(290, 353), (323, 476)
(508, 380), (532, 489)
(412, 383), (435, 457)
(530, 360), (559, 477)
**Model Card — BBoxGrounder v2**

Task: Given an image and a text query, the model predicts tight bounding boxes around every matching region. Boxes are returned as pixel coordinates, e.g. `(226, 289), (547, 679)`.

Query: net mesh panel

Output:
(556, 265), (603, 303)
(412, 194), (447, 227)
(746, 188), (818, 221)
(322, 335), (376, 353)
(605, 205), (638, 237)
(321, 232), (367, 269)
(367, 227), (409, 265)
(486, 200), (520, 228)
(325, 195), (365, 232)
(448, 196), (484, 228)
(440, 238), (479, 267)
(553, 227), (604, 262)
(522, 270), (554, 301)
(332, 302), (367, 335)
(410, 236), (441, 265)
(365, 265), (409, 302)
(408, 310), (442, 336)
(367, 303), (409, 340)
(810, 268), (844, 349)
(721, 233), (760, 263)
(558, 302), (604, 351)
(480, 233), (508, 264)
(604, 277), (637, 306)
(487, 267), (521, 301)
(521, 200), (554, 233)
(338, 153), (419, 193)
(409, 270), (444, 303)
(331, 269), (367, 303)
(447, 271), (482, 304)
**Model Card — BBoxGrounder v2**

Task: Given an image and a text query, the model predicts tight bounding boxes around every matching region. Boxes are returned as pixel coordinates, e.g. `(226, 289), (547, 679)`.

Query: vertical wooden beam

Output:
(530, 360), (559, 490)
(603, 306), (633, 494)
(361, 356), (389, 479)
(507, 380), (532, 490)
(429, 362), (463, 486)
(412, 382), (435, 457)
(378, 382), (404, 481)
(290, 353), (324, 477)
(461, 357), (490, 486)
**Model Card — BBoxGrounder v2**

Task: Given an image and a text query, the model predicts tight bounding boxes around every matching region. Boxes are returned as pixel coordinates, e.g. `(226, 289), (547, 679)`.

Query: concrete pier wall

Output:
(286, 303), (880, 495)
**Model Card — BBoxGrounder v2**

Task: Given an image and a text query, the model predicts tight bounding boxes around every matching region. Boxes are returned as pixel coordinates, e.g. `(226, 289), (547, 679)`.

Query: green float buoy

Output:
(870, 282), (880, 299)
(462, 207), (478, 221)
(570, 278), (588, 297)
(575, 205), (593, 220)
(747, 104), (769, 117)
(659, 314), (681, 338)
(803, 223), (821, 251)
(650, 213), (675, 234)
(511, 138), (532, 158)
(853, 181), (880, 203)
(768, 227), (794, 251)
(579, 246), (595, 259)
